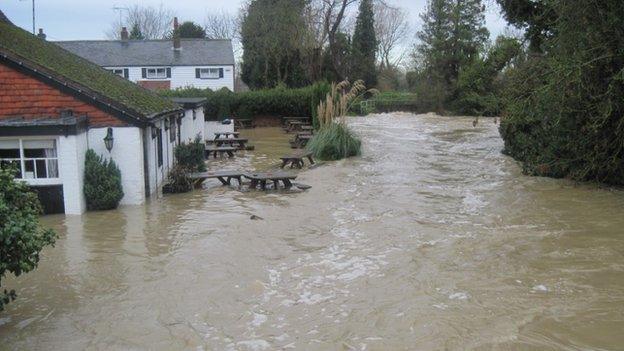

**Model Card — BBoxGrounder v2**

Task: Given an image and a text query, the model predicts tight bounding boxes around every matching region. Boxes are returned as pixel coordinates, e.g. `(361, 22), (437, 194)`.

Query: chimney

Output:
(121, 26), (129, 41)
(37, 28), (46, 40)
(173, 17), (180, 50)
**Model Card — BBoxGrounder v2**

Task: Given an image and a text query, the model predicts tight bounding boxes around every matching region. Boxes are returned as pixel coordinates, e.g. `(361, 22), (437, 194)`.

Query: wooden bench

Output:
(213, 137), (249, 149)
(280, 151), (315, 169)
(289, 133), (312, 148)
(214, 131), (240, 139)
(189, 171), (244, 187)
(205, 146), (238, 158)
(243, 171), (297, 190)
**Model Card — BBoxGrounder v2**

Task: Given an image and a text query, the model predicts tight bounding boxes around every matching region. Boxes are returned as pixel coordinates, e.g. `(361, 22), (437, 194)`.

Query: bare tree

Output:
(204, 9), (238, 40)
(374, 1), (409, 69)
(106, 4), (175, 40)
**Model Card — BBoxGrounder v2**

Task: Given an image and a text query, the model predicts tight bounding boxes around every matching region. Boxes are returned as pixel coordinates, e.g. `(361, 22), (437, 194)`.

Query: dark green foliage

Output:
(413, 0), (489, 111)
(351, 0), (377, 87)
(0, 18), (178, 116)
(495, 0), (556, 52)
(83, 149), (124, 211)
(240, 0), (309, 88)
(454, 36), (521, 116)
(161, 83), (330, 121)
(321, 32), (352, 83)
(175, 21), (206, 39)
(129, 24), (144, 40)
(0, 167), (56, 311)
(500, 0), (624, 185)
(164, 165), (193, 194)
(306, 123), (361, 161)
(174, 136), (206, 172)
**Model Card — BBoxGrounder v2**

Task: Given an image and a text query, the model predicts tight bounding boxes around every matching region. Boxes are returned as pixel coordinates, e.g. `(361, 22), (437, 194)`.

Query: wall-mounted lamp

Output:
(104, 127), (114, 152)
(151, 126), (158, 139)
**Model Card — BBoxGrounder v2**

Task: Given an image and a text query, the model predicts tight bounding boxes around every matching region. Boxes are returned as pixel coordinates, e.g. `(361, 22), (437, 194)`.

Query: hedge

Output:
(160, 83), (330, 126)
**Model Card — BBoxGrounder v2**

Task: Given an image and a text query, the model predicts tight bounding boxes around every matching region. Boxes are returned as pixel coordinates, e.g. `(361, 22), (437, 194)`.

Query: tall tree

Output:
(351, 0), (378, 87)
(240, 0), (309, 88)
(174, 21), (206, 38)
(106, 4), (175, 40)
(374, 2), (409, 69)
(415, 0), (489, 105)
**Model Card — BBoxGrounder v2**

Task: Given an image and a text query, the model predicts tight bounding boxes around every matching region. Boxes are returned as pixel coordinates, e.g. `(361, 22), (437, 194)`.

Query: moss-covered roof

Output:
(0, 15), (180, 122)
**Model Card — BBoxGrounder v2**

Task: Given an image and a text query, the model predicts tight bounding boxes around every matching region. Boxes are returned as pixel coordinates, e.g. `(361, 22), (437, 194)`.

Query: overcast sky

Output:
(2, 0), (509, 41)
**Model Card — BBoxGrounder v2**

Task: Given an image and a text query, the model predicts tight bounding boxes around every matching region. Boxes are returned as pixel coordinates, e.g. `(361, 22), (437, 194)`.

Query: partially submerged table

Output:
(213, 137), (249, 149)
(189, 171), (244, 187)
(290, 133), (312, 148)
(205, 145), (238, 158)
(280, 150), (315, 169)
(214, 131), (240, 139)
(244, 171), (297, 190)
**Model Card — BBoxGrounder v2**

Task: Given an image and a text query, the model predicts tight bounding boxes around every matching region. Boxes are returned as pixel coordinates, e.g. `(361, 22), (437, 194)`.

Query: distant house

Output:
(55, 18), (235, 91)
(0, 12), (209, 215)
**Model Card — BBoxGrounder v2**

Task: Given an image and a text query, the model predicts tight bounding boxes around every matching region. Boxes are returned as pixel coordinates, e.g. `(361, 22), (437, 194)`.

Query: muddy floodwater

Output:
(2, 113), (624, 350)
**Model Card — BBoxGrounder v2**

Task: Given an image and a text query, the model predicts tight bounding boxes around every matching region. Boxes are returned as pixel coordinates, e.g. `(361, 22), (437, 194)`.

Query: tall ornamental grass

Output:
(307, 80), (376, 160)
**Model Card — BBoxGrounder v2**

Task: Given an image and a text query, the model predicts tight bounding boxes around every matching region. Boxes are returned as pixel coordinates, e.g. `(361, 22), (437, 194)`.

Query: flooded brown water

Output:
(2, 113), (624, 350)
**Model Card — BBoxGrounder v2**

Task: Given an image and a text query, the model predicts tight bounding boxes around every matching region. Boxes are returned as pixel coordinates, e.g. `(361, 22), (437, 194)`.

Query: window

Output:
(109, 69), (124, 77)
(0, 139), (59, 179)
(169, 119), (176, 143)
(156, 129), (163, 167)
(147, 68), (167, 79)
(108, 68), (128, 79)
(198, 68), (221, 79)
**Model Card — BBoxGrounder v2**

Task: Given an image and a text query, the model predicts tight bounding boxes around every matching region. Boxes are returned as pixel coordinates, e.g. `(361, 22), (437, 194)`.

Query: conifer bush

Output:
(83, 149), (124, 210)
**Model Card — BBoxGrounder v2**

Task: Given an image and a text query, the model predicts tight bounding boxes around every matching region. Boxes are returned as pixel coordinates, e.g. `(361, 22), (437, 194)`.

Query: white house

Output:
(0, 12), (208, 215)
(55, 18), (236, 91)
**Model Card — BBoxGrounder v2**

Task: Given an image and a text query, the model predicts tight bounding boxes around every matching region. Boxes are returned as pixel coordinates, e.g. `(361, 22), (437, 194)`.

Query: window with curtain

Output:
(0, 139), (59, 179)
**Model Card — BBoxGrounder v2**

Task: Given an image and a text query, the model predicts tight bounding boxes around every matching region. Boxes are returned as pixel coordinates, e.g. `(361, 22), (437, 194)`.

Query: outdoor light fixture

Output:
(104, 127), (114, 152)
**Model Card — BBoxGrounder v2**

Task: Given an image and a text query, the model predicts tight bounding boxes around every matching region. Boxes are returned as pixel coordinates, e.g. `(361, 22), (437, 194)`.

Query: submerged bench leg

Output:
(307, 155), (315, 164)
(283, 179), (293, 189)
(280, 160), (288, 169)
(217, 177), (229, 185)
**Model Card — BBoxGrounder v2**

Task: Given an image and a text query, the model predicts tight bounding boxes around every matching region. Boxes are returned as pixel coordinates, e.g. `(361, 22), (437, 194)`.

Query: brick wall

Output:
(0, 63), (126, 127)
(138, 80), (171, 91)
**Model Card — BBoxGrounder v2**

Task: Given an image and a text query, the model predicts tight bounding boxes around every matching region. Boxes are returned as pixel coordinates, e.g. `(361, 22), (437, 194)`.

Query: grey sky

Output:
(2, 0), (509, 42)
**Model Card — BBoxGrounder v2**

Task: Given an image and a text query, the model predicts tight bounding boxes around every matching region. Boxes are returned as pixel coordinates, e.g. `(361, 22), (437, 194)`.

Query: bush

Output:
(0, 166), (56, 311)
(161, 82), (330, 121)
(83, 149), (124, 211)
(307, 123), (362, 161)
(163, 165), (193, 194)
(174, 135), (206, 172)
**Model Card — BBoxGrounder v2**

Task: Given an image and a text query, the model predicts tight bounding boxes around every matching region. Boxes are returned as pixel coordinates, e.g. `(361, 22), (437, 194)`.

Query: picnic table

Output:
(214, 131), (240, 139)
(234, 119), (253, 129)
(290, 133), (312, 148)
(300, 125), (314, 133)
(244, 171), (297, 190)
(189, 171), (244, 187)
(283, 117), (310, 126)
(205, 145), (238, 158)
(286, 121), (306, 133)
(280, 150), (315, 169)
(213, 137), (249, 149)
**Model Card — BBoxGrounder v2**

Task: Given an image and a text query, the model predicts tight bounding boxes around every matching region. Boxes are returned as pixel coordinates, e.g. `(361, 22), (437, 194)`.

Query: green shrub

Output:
(307, 123), (362, 161)
(161, 82), (330, 121)
(174, 135), (206, 172)
(1, 166), (56, 311)
(83, 149), (124, 211)
(163, 164), (193, 194)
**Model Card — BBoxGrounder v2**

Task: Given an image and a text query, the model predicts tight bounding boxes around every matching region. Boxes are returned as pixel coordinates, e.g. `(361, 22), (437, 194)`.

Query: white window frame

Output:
(147, 67), (167, 79)
(199, 68), (220, 79)
(109, 68), (125, 77)
(0, 137), (61, 185)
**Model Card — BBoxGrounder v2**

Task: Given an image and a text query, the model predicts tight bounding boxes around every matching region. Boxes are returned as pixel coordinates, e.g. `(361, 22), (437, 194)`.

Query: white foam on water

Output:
(237, 339), (271, 351)
(449, 292), (470, 300)
(532, 285), (548, 292)
(251, 313), (267, 327)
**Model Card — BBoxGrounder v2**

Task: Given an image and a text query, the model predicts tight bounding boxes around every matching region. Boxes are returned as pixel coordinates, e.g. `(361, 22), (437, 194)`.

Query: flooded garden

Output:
(2, 113), (624, 350)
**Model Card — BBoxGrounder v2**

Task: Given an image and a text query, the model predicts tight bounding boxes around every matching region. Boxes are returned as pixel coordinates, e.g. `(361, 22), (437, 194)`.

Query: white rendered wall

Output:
(87, 127), (145, 205)
(106, 65), (235, 91)
(58, 132), (87, 215)
(144, 119), (177, 199)
(204, 121), (234, 141)
(180, 107), (207, 143)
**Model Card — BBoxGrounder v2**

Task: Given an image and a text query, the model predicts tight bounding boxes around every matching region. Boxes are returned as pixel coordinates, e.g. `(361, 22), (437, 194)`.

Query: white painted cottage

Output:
(0, 12), (213, 215)
(55, 18), (235, 92)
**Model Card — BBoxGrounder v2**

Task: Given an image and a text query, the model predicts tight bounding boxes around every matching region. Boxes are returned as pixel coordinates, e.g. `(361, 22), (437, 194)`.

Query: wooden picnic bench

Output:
(189, 171), (244, 187)
(283, 117), (311, 127)
(300, 125), (314, 134)
(280, 150), (315, 169)
(205, 145), (238, 158)
(244, 171), (297, 190)
(289, 133), (312, 148)
(234, 119), (253, 129)
(286, 121), (306, 133)
(214, 131), (240, 139)
(214, 137), (249, 149)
